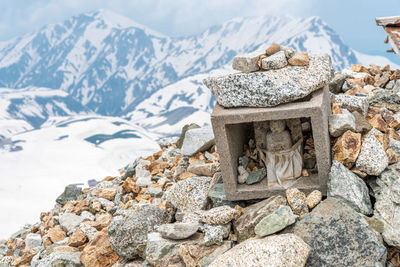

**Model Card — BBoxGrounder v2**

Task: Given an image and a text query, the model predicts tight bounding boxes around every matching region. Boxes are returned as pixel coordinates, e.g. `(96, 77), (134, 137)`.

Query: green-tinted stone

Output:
(246, 168), (267, 185)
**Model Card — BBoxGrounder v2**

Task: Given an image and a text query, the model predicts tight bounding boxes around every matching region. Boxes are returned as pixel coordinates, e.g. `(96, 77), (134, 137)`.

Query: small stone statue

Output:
(256, 119), (303, 188)
(266, 120), (292, 152)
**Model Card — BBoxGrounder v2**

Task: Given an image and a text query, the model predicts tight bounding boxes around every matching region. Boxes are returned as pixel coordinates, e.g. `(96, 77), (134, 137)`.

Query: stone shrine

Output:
(204, 43), (333, 200)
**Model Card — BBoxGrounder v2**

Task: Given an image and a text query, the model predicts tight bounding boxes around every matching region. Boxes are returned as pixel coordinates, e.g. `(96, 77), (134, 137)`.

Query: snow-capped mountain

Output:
(1, 9), (397, 120)
(0, 86), (89, 128)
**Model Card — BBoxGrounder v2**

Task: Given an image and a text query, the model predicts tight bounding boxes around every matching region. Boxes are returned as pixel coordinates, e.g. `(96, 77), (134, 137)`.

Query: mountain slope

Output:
(0, 87), (89, 128)
(1, 10), (397, 120)
(127, 68), (232, 135)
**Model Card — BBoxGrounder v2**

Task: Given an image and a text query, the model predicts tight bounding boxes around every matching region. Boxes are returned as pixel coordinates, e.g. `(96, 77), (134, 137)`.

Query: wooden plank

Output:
(376, 16), (400, 26)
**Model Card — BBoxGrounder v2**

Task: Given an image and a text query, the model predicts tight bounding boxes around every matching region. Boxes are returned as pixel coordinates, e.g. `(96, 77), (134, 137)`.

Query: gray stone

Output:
(176, 123), (200, 149)
(369, 89), (400, 111)
(0, 244), (8, 257)
(123, 167), (136, 181)
(237, 166), (249, 184)
(208, 234), (310, 267)
(328, 110), (356, 137)
(56, 184), (82, 206)
(238, 156), (249, 168)
(200, 205), (238, 225)
(80, 210), (95, 221)
(160, 146), (180, 161)
(108, 205), (172, 260)
(147, 186), (163, 197)
(157, 136), (179, 148)
(332, 94), (369, 116)
(281, 46), (296, 59)
(144, 232), (183, 267)
(158, 222), (199, 240)
(136, 176), (152, 187)
(233, 195), (287, 242)
(329, 73), (350, 94)
(187, 162), (219, 177)
(286, 188), (308, 217)
(328, 160), (373, 215)
(254, 205), (297, 237)
(389, 137), (400, 155)
(97, 197), (115, 208)
(352, 110), (372, 133)
(25, 233), (42, 248)
(204, 54), (333, 108)
(35, 252), (83, 267)
(372, 163), (400, 247)
(11, 225), (30, 239)
(245, 168), (267, 185)
(291, 198), (386, 266)
(201, 224), (230, 246)
(207, 183), (242, 208)
(386, 80), (395, 90)
(163, 176), (211, 212)
(261, 51), (288, 70)
(59, 213), (84, 234)
(0, 256), (12, 266)
(181, 127), (215, 156)
(356, 132), (388, 176)
(393, 79), (400, 93)
(232, 50), (264, 73)
(79, 224), (97, 241)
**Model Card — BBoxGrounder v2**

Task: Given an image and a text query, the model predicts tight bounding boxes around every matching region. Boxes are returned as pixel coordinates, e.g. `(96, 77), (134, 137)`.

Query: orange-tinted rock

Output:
(374, 73), (390, 87)
(91, 201), (102, 212)
(43, 237), (52, 248)
(351, 167), (367, 178)
(70, 200), (90, 215)
(102, 176), (115, 181)
(388, 128), (400, 141)
(344, 86), (367, 96)
(367, 114), (388, 132)
(80, 229), (119, 267)
(122, 177), (141, 194)
(346, 78), (364, 89)
(332, 130), (362, 168)
(363, 74), (375, 85)
(368, 64), (382, 76)
(351, 64), (369, 73)
(374, 133), (389, 151)
(11, 250), (37, 266)
(93, 213), (112, 231)
(386, 148), (399, 164)
(47, 227), (66, 243)
(265, 43), (281, 56)
(68, 229), (87, 247)
(288, 52), (309, 66)
(332, 103), (343, 114)
(179, 171), (196, 180)
(258, 55), (267, 68)
(390, 70), (400, 80)
(95, 188), (117, 201)
(382, 64), (391, 72)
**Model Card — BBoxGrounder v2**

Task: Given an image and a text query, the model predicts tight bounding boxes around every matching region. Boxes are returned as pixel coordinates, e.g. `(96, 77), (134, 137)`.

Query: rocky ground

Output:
(2, 63), (400, 266)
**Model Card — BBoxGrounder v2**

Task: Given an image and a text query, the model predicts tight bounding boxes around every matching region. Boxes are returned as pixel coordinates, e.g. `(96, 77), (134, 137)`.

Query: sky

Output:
(1, 0), (400, 61)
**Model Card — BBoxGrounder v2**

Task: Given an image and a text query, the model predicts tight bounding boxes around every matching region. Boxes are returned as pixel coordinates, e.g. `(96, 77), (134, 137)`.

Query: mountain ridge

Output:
(0, 9), (398, 131)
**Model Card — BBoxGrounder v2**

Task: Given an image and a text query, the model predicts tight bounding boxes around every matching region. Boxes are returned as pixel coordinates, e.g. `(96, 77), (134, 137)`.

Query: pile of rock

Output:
(329, 64), (400, 178)
(4, 61), (400, 266)
(204, 44), (333, 108)
(232, 43), (308, 73)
